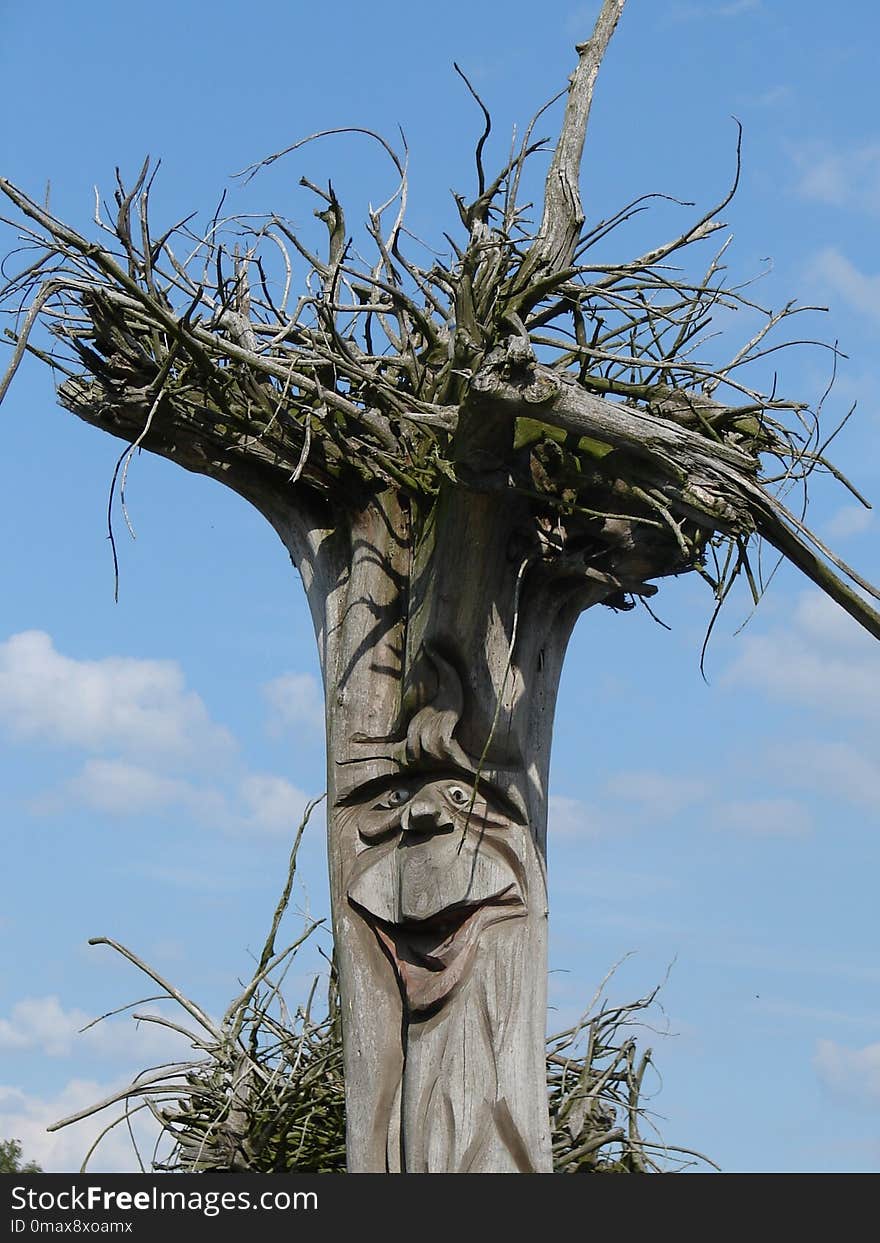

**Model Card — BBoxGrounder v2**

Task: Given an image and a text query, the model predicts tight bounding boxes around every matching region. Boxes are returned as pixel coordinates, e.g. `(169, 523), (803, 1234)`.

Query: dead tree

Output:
(2, 0), (878, 1172)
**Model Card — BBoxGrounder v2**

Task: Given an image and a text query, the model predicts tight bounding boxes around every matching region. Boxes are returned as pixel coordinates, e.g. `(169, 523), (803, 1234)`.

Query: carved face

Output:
(341, 772), (530, 1014)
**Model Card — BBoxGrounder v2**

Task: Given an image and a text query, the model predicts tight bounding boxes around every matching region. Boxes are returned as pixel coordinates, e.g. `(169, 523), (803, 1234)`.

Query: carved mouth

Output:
(353, 889), (525, 1016)
(392, 901), (490, 964)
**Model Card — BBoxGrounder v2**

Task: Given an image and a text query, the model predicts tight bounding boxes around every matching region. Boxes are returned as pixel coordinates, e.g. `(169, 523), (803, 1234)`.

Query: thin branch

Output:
(453, 62), (492, 199)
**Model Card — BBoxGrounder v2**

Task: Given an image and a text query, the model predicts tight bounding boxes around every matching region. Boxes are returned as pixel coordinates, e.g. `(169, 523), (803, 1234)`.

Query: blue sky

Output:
(1, 0), (879, 1173)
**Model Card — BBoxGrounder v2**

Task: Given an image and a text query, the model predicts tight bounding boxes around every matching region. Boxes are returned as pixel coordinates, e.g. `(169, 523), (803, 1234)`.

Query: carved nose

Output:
(401, 799), (453, 839)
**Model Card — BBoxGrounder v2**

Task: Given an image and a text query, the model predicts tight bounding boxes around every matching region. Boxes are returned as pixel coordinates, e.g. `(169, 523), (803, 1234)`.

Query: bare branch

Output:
(524, 0), (627, 278)
(471, 356), (880, 640)
(1, 33), (877, 646)
(453, 62), (492, 199)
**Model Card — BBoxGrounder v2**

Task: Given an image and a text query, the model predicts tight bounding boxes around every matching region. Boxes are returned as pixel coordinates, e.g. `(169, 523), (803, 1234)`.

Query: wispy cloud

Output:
(0, 995), (188, 1062)
(749, 84), (793, 109)
(262, 671), (324, 737)
(572, 768), (814, 838)
(0, 631), (317, 837)
(755, 998), (879, 1029)
(237, 772), (313, 834)
(669, 0), (761, 21)
(824, 504), (873, 541)
(33, 758), (312, 837)
(551, 864), (675, 901)
(725, 590), (880, 721)
(712, 797), (812, 837)
(0, 1078), (163, 1172)
(794, 591), (878, 649)
(795, 141), (880, 214)
(53, 759), (225, 821)
(815, 1039), (880, 1107)
(603, 771), (707, 819)
(808, 248), (880, 322)
(548, 794), (600, 839)
(770, 739), (880, 813)
(565, 4), (600, 37)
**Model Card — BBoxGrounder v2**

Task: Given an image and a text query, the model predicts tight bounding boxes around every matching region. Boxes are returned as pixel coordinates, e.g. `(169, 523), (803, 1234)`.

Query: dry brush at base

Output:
(50, 803), (715, 1175)
(3, 0), (879, 1173)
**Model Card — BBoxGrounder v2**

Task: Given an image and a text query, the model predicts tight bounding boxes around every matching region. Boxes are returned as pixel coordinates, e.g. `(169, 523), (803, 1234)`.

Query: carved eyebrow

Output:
(336, 768), (525, 823)
(440, 775), (526, 824)
(335, 772), (408, 806)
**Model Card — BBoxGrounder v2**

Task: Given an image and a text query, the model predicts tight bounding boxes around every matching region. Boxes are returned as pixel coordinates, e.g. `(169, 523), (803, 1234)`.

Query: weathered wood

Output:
(523, 0), (628, 281)
(470, 358), (756, 475)
(469, 359), (880, 641)
(5, 0), (880, 1178)
(260, 483), (607, 1171)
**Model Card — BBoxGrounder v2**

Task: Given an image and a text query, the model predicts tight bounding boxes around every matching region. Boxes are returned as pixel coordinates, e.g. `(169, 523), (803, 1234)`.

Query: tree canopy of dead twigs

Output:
(1, 0), (878, 645)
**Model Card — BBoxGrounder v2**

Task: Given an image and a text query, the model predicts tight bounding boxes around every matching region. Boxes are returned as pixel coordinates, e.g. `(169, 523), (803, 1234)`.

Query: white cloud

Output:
(795, 591), (875, 651)
(549, 794), (599, 839)
(565, 5), (600, 36)
(69, 759), (217, 818)
(750, 84), (793, 109)
(0, 630), (316, 837)
(33, 758), (312, 836)
(825, 504), (873, 541)
(712, 797), (811, 836)
(808, 248), (880, 322)
(262, 671), (324, 737)
(756, 998), (877, 1028)
(793, 590), (877, 649)
(669, 0), (761, 20)
(796, 142), (880, 214)
(0, 631), (232, 766)
(0, 996), (89, 1058)
(0, 1000), (197, 1164)
(728, 634), (880, 717)
(551, 864), (675, 901)
(725, 591), (880, 720)
(237, 773), (311, 834)
(0, 995), (193, 1062)
(0, 1079), (166, 1173)
(815, 1039), (880, 1107)
(603, 771), (707, 818)
(30, 758), (226, 824)
(771, 740), (880, 813)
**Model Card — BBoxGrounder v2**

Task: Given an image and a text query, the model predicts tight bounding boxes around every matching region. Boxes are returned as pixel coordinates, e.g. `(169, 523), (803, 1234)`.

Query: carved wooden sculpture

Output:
(269, 476), (603, 1170)
(2, 0), (878, 1171)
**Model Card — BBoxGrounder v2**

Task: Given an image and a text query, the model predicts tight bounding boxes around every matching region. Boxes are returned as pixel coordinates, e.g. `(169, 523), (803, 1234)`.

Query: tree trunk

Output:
(6, 0), (880, 1181)
(264, 472), (604, 1172)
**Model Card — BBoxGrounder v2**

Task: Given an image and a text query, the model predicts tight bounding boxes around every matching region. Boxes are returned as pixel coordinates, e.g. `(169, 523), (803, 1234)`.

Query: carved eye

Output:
(374, 787), (411, 811)
(446, 784), (472, 806)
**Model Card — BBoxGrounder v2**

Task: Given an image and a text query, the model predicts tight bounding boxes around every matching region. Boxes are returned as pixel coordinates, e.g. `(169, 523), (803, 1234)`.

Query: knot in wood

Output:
(505, 334), (536, 369)
(681, 478), (753, 531)
(521, 370), (561, 405)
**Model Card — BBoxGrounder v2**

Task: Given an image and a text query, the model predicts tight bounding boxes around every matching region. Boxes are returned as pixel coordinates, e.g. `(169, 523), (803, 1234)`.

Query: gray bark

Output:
(262, 478), (606, 1171)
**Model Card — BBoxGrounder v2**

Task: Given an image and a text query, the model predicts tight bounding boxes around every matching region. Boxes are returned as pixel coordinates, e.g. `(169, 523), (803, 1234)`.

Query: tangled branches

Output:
(49, 801), (712, 1175)
(547, 969), (717, 1173)
(1, 0), (878, 637)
